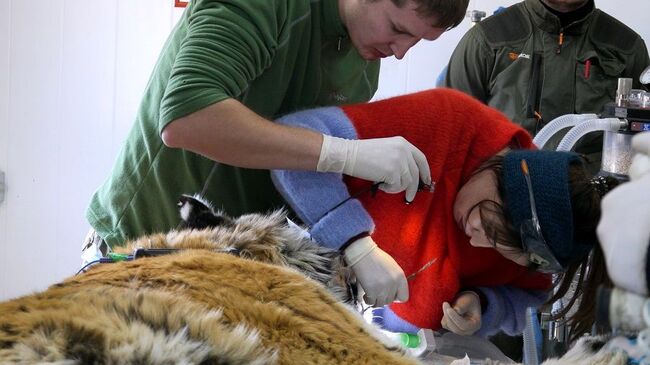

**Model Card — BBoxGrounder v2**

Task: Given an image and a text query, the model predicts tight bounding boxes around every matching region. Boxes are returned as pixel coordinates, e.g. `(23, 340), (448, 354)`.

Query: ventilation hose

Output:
(556, 118), (623, 151)
(533, 114), (597, 149)
(522, 307), (542, 365)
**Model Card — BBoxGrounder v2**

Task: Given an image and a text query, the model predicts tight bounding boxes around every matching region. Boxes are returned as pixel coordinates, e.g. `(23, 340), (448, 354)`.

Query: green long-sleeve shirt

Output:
(87, 0), (379, 247)
(443, 0), (649, 167)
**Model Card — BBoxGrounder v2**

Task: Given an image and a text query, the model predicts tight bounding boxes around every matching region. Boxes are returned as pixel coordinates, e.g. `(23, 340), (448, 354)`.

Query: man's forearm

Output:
(161, 98), (322, 170)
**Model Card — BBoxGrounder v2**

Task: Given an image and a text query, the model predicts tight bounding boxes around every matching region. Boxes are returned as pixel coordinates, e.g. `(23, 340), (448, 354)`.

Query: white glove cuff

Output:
(343, 236), (377, 266)
(629, 154), (650, 181)
(317, 135), (345, 173)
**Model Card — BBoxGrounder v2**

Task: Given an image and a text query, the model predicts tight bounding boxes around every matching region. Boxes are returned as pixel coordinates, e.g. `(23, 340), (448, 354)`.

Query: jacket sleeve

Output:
(158, 0), (283, 130)
(474, 286), (549, 337)
(627, 37), (650, 90)
(442, 26), (494, 103)
(271, 107), (375, 250)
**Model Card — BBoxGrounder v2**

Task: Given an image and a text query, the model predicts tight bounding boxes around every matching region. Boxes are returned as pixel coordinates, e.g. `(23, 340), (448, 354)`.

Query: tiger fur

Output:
(0, 196), (420, 364)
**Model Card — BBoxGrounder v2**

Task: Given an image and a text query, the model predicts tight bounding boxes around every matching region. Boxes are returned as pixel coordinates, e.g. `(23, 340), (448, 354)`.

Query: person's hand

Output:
(598, 174), (650, 295)
(317, 135), (431, 202)
(441, 291), (482, 336)
(343, 236), (409, 307)
(598, 132), (650, 296)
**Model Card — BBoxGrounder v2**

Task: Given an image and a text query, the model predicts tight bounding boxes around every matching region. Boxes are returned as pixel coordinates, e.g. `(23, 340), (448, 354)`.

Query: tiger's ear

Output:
(177, 194), (232, 230)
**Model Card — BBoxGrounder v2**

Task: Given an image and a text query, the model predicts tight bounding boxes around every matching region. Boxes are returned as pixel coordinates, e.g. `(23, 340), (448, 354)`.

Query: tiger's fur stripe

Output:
(0, 210), (420, 364)
(0, 285), (275, 364)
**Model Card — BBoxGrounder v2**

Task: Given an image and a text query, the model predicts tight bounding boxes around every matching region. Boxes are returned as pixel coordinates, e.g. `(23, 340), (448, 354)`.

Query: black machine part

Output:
(602, 102), (650, 133)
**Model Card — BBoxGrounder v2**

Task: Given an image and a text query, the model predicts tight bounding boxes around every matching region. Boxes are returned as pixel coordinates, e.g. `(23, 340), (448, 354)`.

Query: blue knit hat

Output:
(503, 151), (593, 269)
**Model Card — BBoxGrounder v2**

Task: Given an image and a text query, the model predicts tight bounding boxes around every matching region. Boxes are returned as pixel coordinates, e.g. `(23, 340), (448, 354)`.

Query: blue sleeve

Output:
(475, 286), (549, 337)
(271, 107), (374, 250)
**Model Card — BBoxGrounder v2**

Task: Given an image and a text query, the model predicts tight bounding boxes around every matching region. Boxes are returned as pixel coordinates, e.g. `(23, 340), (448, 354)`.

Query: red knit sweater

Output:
(341, 89), (551, 330)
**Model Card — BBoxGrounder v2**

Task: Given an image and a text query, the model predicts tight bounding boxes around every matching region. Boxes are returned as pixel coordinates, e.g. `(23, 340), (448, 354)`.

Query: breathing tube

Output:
(533, 114), (597, 149)
(556, 118), (623, 151)
(522, 307), (542, 365)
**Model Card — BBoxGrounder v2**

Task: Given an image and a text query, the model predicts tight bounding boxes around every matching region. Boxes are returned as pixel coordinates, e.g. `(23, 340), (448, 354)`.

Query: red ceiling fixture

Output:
(175, 0), (188, 8)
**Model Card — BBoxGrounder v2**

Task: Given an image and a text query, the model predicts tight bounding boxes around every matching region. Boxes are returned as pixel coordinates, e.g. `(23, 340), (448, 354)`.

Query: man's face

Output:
(541, 0), (590, 12)
(340, 0), (446, 61)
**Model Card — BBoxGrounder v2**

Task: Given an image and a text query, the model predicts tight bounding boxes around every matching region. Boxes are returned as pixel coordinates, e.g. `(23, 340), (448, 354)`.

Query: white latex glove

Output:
(441, 291), (482, 336)
(317, 135), (432, 202)
(343, 236), (409, 307)
(598, 163), (650, 297)
(633, 132), (650, 156)
(598, 132), (650, 295)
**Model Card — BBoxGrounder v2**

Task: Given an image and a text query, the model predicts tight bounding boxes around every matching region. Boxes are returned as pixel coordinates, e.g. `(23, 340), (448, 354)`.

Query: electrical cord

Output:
(76, 253), (134, 275)
(76, 257), (114, 275)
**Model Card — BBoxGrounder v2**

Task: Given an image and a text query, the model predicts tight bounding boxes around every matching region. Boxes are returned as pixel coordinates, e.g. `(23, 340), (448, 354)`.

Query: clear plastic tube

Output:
(533, 114), (598, 149)
(522, 307), (541, 365)
(556, 118), (622, 151)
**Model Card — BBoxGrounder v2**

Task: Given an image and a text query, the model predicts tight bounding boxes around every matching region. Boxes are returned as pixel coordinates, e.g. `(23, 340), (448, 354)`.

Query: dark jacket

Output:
(444, 0), (649, 170)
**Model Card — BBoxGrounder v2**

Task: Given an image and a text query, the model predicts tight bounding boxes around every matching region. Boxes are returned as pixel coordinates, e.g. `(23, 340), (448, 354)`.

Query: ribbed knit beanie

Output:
(503, 151), (593, 268)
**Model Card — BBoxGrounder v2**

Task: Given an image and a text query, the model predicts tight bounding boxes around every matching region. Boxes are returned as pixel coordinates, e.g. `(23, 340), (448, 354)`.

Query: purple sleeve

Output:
(271, 107), (374, 250)
(475, 286), (549, 337)
(372, 306), (420, 333)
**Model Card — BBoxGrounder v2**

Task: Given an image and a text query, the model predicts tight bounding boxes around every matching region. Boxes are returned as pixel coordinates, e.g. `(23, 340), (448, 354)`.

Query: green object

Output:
(107, 253), (130, 262)
(400, 333), (421, 348)
(87, 0), (379, 248)
(443, 0), (649, 173)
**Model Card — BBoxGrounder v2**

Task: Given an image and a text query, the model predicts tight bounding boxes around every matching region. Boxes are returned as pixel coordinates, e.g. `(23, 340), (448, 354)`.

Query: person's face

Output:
(339, 0), (447, 60)
(453, 168), (530, 267)
(541, 0), (590, 12)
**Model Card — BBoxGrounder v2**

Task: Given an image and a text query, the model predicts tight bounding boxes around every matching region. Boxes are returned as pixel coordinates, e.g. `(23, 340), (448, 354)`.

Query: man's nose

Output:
(390, 37), (420, 60)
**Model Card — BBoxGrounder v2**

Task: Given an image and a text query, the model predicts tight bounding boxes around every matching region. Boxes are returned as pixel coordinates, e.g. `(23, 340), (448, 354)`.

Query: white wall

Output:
(0, 0), (648, 301)
(0, 0), (182, 301)
(0, 0), (9, 297)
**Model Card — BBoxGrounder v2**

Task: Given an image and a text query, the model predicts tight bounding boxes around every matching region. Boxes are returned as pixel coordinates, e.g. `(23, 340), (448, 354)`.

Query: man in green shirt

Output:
(443, 0), (649, 170)
(83, 0), (469, 304)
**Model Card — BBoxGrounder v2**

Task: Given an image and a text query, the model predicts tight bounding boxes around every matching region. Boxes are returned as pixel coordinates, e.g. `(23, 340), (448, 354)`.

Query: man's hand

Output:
(441, 291), (482, 336)
(317, 135), (431, 202)
(343, 236), (409, 307)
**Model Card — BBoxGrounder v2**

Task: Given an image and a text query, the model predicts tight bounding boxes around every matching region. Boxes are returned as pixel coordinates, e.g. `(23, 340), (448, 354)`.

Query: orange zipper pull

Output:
(556, 32), (564, 54)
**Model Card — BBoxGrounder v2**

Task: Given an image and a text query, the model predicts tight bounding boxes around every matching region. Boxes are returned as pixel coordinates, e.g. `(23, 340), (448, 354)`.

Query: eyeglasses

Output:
(519, 159), (564, 274)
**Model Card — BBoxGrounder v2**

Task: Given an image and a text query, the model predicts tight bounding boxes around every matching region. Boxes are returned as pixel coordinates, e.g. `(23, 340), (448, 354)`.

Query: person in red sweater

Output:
(271, 88), (616, 337)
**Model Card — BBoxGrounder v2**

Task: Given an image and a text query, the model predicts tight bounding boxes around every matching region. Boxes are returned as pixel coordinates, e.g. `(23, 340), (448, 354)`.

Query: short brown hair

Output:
(391, 0), (469, 29)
